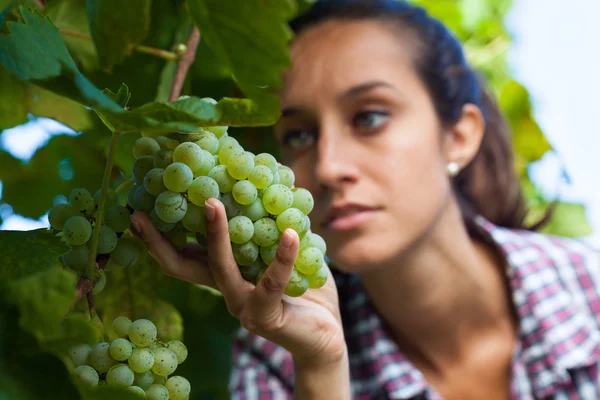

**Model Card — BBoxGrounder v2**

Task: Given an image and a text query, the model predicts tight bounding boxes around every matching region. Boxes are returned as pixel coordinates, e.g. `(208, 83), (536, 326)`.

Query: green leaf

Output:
(102, 82), (131, 108)
(86, 0), (152, 71)
(0, 64), (27, 130)
(530, 202), (594, 238)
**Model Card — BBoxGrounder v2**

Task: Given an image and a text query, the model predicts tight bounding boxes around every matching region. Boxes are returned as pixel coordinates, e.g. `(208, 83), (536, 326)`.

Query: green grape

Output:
(155, 136), (169, 148)
(97, 225), (118, 254)
(94, 188), (118, 212)
(106, 364), (135, 387)
(226, 150), (254, 180)
(195, 130), (219, 154)
(48, 203), (79, 230)
(307, 264), (329, 289)
(62, 216), (92, 246)
(144, 168), (167, 196)
(105, 205), (132, 233)
(128, 386), (146, 397)
(188, 176), (220, 207)
(133, 186), (156, 214)
(208, 165), (236, 193)
(239, 259), (265, 283)
(165, 227), (187, 251)
(248, 165), (274, 189)
(272, 171), (281, 185)
(232, 240), (259, 266)
(166, 341), (188, 364)
(163, 162), (193, 193)
(112, 316), (132, 337)
(232, 180), (257, 206)
(111, 237), (141, 267)
(90, 342), (117, 373)
(134, 370), (155, 390)
(228, 215), (254, 244)
(278, 166), (295, 188)
(276, 208), (305, 234)
(243, 198), (268, 221)
(193, 149), (216, 177)
(172, 142), (204, 172)
(200, 97), (217, 105)
(260, 242), (279, 265)
(110, 338), (133, 361)
(62, 244), (90, 272)
(155, 191), (187, 223)
(128, 347), (155, 373)
(300, 214), (311, 238)
(153, 148), (174, 169)
(153, 374), (167, 385)
(133, 156), (155, 184)
(150, 209), (176, 233)
(69, 188), (95, 215)
(295, 246), (324, 275)
(217, 134), (235, 152)
(130, 236), (149, 266)
(221, 192), (244, 219)
(254, 153), (278, 175)
(262, 184), (293, 215)
(300, 232), (327, 254)
(166, 138), (180, 150)
(218, 141), (243, 165)
(68, 343), (92, 367)
(74, 365), (99, 388)
(92, 272), (106, 294)
(134, 137), (160, 159)
(146, 384), (169, 400)
(252, 218), (280, 247)
(291, 188), (314, 215)
(151, 348), (178, 376)
(205, 125), (228, 138)
(285, 269), (308, 297)
(182, 203), (206, 233)
(129, 319), (157, 347)
(165, 376), (191, 400)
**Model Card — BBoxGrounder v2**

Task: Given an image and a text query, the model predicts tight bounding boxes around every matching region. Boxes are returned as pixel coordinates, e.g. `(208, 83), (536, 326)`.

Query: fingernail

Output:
(281, 229), (295, 249)
(205, 201), (216, 222)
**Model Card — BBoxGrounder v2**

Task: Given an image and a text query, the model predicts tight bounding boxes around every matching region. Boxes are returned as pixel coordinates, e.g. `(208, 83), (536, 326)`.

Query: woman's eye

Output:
(353, 110), (389, 129)
(282, 129), (316, 150)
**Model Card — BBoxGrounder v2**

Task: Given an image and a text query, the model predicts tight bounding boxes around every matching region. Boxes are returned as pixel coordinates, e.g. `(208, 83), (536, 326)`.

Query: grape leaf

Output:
(102, 82), (131, 108)
(527, 201), (594, 238)
(86, 0), (152, 71)
(0, 64), (27, 130)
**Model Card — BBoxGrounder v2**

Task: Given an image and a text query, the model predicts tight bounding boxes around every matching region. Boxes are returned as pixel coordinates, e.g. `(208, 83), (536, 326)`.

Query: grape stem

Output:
(87, 292), (96, 318)
(115, 178), (135, 194)
(168, 27), (201, 101)
(63, 257), (107, 319)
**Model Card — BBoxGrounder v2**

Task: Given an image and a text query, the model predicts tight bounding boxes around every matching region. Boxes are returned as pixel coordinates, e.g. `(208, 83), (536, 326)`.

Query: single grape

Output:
(153, 148), (174, 169)
(92, 272), (106, 294)
(105, 205), (132, 233)
(110, 338), (134, 361)
(262, 184), (293, 215)
(195, 130), (219, 154)
(166, 341), (188, 364)
(133, 186), (156, 214)
(151, 347), (179, 376)
(68, 343), (92, 367)
(218, 141), (243, 165)
(130, 236), (149, 266)
(144, 168), (167, 196)
(248, 165), (273, 189)
(62, 216), (92, 246)
(128, 347), (155, 373)
(252, 218), (280, 247)
(146, 384), (169, 400)
(111, 237), (141, 267)
(291, 188), (314, 215)
(155, 191), (187, 223)
(134, 137), (160, 159)
(48, 203), (79, 230)
(239, 259), (265, 283)
(276, 208), (305, 234)
(300, 215), (311, 238)
(243, 198), (268, 221)
(254, 153), (278, 175)
(133, 156), (155, 184)
(193, 149), (216, 177)
(232, 240), (259, 266)
(150, 209), (176, 233)
(128, 386), (147, 397)
(69, 188), (95, 215)
(300, 232), (327, 254)
(232, 180), (258, 206)
(295, 246), (324, 275)
(94, 188), (118, 212)
(134, 370), (155, 390)
(278, 165), (295, 188)
(307, 264), (329, 289)
(106, 364), (135, 387)
(182, 203), (206, 233)
(112, 316), (132, 337)
(221, 192), (244, 219)
(155, 136), (169, 148)
(97, 225), (118, 254)
(285, 269), (308, 297)
(217, 134), (236, 152)
(188, 176), (220, 207)
(62, 244), (90, 272)
(173, 142), (204, 172)
(163, 162), (194, 193)
(89, 342), (117, 373)
(205, 125), (228, 138)
(153, 374), (167, 385)
(208, 165), (236, 193)
(165, 376), (191, 400)
(228, 216), (254, 244)
(129, 319), (157, 347)
(226, 150), (254, 180)
(165, 227), (187, 251)
(260, 242), (279, 265)
(74, 365), (99, 388)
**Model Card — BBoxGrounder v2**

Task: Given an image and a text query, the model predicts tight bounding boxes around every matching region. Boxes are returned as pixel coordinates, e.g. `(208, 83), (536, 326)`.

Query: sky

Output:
(1, 0), (599, 246)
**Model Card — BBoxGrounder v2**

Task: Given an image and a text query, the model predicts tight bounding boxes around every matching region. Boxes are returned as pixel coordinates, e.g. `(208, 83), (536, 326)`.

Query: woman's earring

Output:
(447, 162), (460, 177)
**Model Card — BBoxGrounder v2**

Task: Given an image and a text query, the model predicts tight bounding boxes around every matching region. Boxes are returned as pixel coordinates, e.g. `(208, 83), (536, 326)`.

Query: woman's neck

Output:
(359, 202), (517, 376)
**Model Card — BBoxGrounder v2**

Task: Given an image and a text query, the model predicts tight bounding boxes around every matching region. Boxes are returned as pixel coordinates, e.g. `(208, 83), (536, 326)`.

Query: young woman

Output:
(130, 0), (600, 398)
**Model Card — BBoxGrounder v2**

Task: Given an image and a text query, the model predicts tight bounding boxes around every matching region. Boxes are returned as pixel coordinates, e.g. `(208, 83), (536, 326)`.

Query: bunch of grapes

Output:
(129, 120), (328, 297)
(69, 317), (190, 399)
(48, 185), (147, 291)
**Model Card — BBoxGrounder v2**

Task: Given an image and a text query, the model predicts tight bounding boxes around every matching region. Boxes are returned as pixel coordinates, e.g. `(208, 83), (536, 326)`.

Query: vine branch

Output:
(168, 27), (201, 102)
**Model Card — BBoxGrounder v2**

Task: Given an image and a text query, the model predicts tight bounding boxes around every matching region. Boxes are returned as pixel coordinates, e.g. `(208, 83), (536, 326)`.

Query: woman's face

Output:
(274, 20), (455, 273)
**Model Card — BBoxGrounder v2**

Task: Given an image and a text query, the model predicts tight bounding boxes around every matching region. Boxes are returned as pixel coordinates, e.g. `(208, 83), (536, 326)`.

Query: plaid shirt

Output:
(229, 216), (600, 399)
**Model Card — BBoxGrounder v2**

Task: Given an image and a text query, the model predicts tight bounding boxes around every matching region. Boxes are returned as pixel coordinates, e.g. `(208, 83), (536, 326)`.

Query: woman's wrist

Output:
(293, 348), (351, 400)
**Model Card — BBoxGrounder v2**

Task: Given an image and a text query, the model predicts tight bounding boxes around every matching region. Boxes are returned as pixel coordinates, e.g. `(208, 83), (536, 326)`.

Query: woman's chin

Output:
(326, 236), (398, 275)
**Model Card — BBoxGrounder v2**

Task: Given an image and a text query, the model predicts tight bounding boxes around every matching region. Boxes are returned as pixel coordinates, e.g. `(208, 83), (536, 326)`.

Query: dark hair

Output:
(290, 0), (551, 231)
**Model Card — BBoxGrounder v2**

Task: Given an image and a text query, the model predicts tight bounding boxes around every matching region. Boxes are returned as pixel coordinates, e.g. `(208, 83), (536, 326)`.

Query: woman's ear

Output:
(442, 103), (486, 169)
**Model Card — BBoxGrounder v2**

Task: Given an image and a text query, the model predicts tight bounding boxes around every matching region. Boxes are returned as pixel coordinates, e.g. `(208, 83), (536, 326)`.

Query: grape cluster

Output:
(129, 122), (328, 297)
(69, 317), (191, 399)
(48, 186), (147, 292)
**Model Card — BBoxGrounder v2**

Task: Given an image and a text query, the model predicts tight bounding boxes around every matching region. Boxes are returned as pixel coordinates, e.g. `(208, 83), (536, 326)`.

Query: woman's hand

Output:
(130, 198), (346, 367)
